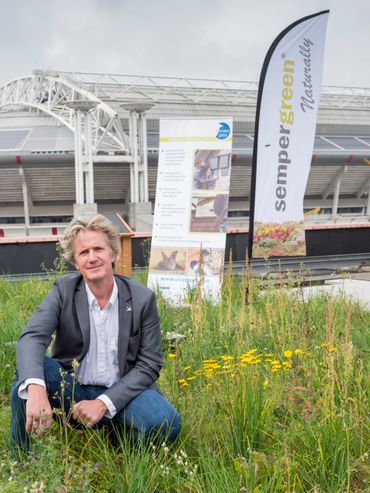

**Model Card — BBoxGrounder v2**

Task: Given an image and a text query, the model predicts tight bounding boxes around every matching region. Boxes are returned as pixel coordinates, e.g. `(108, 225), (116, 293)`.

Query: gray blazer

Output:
(16, 273), (163, 412)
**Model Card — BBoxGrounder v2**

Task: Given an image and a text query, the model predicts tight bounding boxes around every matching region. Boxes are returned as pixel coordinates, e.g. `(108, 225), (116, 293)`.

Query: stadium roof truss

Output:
(53, 71), (370, 110)
(0, 73), (129, 154)
(0, 70), (370, 227)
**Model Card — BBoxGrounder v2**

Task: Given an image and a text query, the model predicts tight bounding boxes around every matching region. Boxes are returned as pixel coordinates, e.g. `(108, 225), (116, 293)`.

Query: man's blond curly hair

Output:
(60, 214), (121, 269)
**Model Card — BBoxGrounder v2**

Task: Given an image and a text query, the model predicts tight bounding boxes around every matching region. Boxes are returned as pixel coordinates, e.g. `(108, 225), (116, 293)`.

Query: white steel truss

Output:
(55, 70), (370, 110)
(2, 70), (370, 129)
(0, 72), (129, 154)
(1, 70), (370, 226)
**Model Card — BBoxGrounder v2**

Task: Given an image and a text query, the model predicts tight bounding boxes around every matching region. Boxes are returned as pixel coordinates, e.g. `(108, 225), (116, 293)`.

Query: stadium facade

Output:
(0, 70), (370, 237)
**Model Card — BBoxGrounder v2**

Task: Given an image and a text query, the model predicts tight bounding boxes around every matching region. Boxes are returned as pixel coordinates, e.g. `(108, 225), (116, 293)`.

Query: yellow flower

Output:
(220, 355), (234, 361)
(329, 347), (337, 352)
(283, 350), (293, 358)
(203, 363), (221, 370)
(244, 349), (258, 356)
(203, 358), (217, 364)
(182, 365), (192, 371)
(320, 343), (329, 348)
(194, 369), (204, 375)
(282, 361), (292, 369)
(168, 353), (177, 359)
(178, 379), (187, 384)
(294, 349), (304, 355)
(186, 376), (196, 381)
(271, 360), (280, 365)
(264, 353), (273, 357)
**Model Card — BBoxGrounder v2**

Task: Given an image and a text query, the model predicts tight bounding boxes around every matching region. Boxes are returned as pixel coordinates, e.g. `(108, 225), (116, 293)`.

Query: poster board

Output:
(148, 118), (233, 304)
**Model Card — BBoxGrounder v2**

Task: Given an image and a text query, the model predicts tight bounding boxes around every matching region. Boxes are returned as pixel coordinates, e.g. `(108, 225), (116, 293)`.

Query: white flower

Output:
(165, 332), (185, 341)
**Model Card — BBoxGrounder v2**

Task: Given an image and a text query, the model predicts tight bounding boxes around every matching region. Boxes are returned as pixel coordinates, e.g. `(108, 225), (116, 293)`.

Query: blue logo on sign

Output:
(216, 122), (230, 140)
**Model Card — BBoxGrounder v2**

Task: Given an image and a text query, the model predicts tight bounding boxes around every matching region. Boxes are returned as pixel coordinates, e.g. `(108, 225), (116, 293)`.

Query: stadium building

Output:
(0, 70), (370, 237)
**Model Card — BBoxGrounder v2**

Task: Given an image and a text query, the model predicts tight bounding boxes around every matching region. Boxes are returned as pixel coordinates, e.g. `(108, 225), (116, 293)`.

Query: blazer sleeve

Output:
(16, 281), (63, 385)
(102, 290), (163, 411)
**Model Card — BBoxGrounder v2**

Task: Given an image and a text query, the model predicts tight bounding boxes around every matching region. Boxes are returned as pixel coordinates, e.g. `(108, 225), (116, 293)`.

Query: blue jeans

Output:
(10, 357), (181, 453)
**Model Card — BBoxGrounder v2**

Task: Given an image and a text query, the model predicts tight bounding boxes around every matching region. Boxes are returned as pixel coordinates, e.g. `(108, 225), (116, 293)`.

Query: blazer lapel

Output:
(117, 277), (132, 374)
(74, 279), (90, 361)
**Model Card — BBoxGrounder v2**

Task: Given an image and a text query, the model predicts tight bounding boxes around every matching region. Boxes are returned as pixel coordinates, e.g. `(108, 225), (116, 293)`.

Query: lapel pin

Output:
(125, 306), (132, 312)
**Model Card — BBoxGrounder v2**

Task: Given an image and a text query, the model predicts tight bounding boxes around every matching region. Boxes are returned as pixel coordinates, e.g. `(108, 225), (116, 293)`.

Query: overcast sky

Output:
(1, 0), (369, 88)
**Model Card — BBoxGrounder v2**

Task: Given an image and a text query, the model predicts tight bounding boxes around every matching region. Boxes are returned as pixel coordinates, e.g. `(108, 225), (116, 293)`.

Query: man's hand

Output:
(72, 400), (107, 427)
(26, 384), (53, 439)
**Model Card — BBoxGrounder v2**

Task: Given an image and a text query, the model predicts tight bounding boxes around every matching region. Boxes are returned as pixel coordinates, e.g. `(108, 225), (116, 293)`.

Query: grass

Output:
(0, 269), (369, 492)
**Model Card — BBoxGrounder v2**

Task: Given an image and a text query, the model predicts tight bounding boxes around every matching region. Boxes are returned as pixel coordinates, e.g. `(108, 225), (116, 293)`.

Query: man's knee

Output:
(142, 405), (181, 443)
(120, 390), (181, 442)
(162, 408), (181, 442)
(10, 379), (23, 411)
(152, 400), (180, 432)
(10, 379), (18, 402)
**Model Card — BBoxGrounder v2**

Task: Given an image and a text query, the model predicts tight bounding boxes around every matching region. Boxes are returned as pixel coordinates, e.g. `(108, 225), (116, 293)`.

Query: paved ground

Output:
(294, 275), (370, 310)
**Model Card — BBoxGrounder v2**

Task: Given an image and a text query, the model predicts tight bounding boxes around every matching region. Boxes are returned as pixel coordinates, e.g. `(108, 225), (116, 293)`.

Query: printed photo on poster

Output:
(186, 247), (224, 277)
(149, 247), (187, 273)
(190, 194), (229, 233)
(193, 149), (231, 193)
(253, 221), (306, 258)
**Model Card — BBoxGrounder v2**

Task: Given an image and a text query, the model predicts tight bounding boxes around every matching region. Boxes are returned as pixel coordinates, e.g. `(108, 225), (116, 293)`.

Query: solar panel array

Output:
(0, 129), (30, 150)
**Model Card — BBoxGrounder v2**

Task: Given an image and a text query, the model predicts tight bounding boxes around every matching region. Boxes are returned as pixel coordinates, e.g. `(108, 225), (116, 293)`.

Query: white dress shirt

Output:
(19, 279), (122, 418)
(79, 281), (120, 416)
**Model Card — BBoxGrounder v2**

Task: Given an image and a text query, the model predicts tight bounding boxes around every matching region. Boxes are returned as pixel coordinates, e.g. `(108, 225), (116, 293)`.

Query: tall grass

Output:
(0, 270), (369, 492)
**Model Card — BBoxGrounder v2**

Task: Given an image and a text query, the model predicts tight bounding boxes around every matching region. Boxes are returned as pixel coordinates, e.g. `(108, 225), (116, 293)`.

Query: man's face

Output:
(73, 229), (116, 284)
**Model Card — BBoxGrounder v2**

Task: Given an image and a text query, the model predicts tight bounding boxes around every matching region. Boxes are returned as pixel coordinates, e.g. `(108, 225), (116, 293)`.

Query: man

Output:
(10, 214), (181, 453)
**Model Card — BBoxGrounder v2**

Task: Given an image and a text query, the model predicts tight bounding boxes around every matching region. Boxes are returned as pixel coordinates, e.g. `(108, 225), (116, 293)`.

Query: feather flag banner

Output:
(249, 11), (329, 258)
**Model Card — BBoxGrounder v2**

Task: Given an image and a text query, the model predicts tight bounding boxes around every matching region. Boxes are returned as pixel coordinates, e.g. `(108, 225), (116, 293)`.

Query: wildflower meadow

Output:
(0, 268), (369, 492)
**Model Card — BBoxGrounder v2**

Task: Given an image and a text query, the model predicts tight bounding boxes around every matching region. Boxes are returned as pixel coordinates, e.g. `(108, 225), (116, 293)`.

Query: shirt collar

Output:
(85, 279), (118, 309)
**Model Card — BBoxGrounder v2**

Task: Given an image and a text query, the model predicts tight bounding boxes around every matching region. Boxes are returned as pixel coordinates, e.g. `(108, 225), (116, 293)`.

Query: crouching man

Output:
(10, 214), (180, 454)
